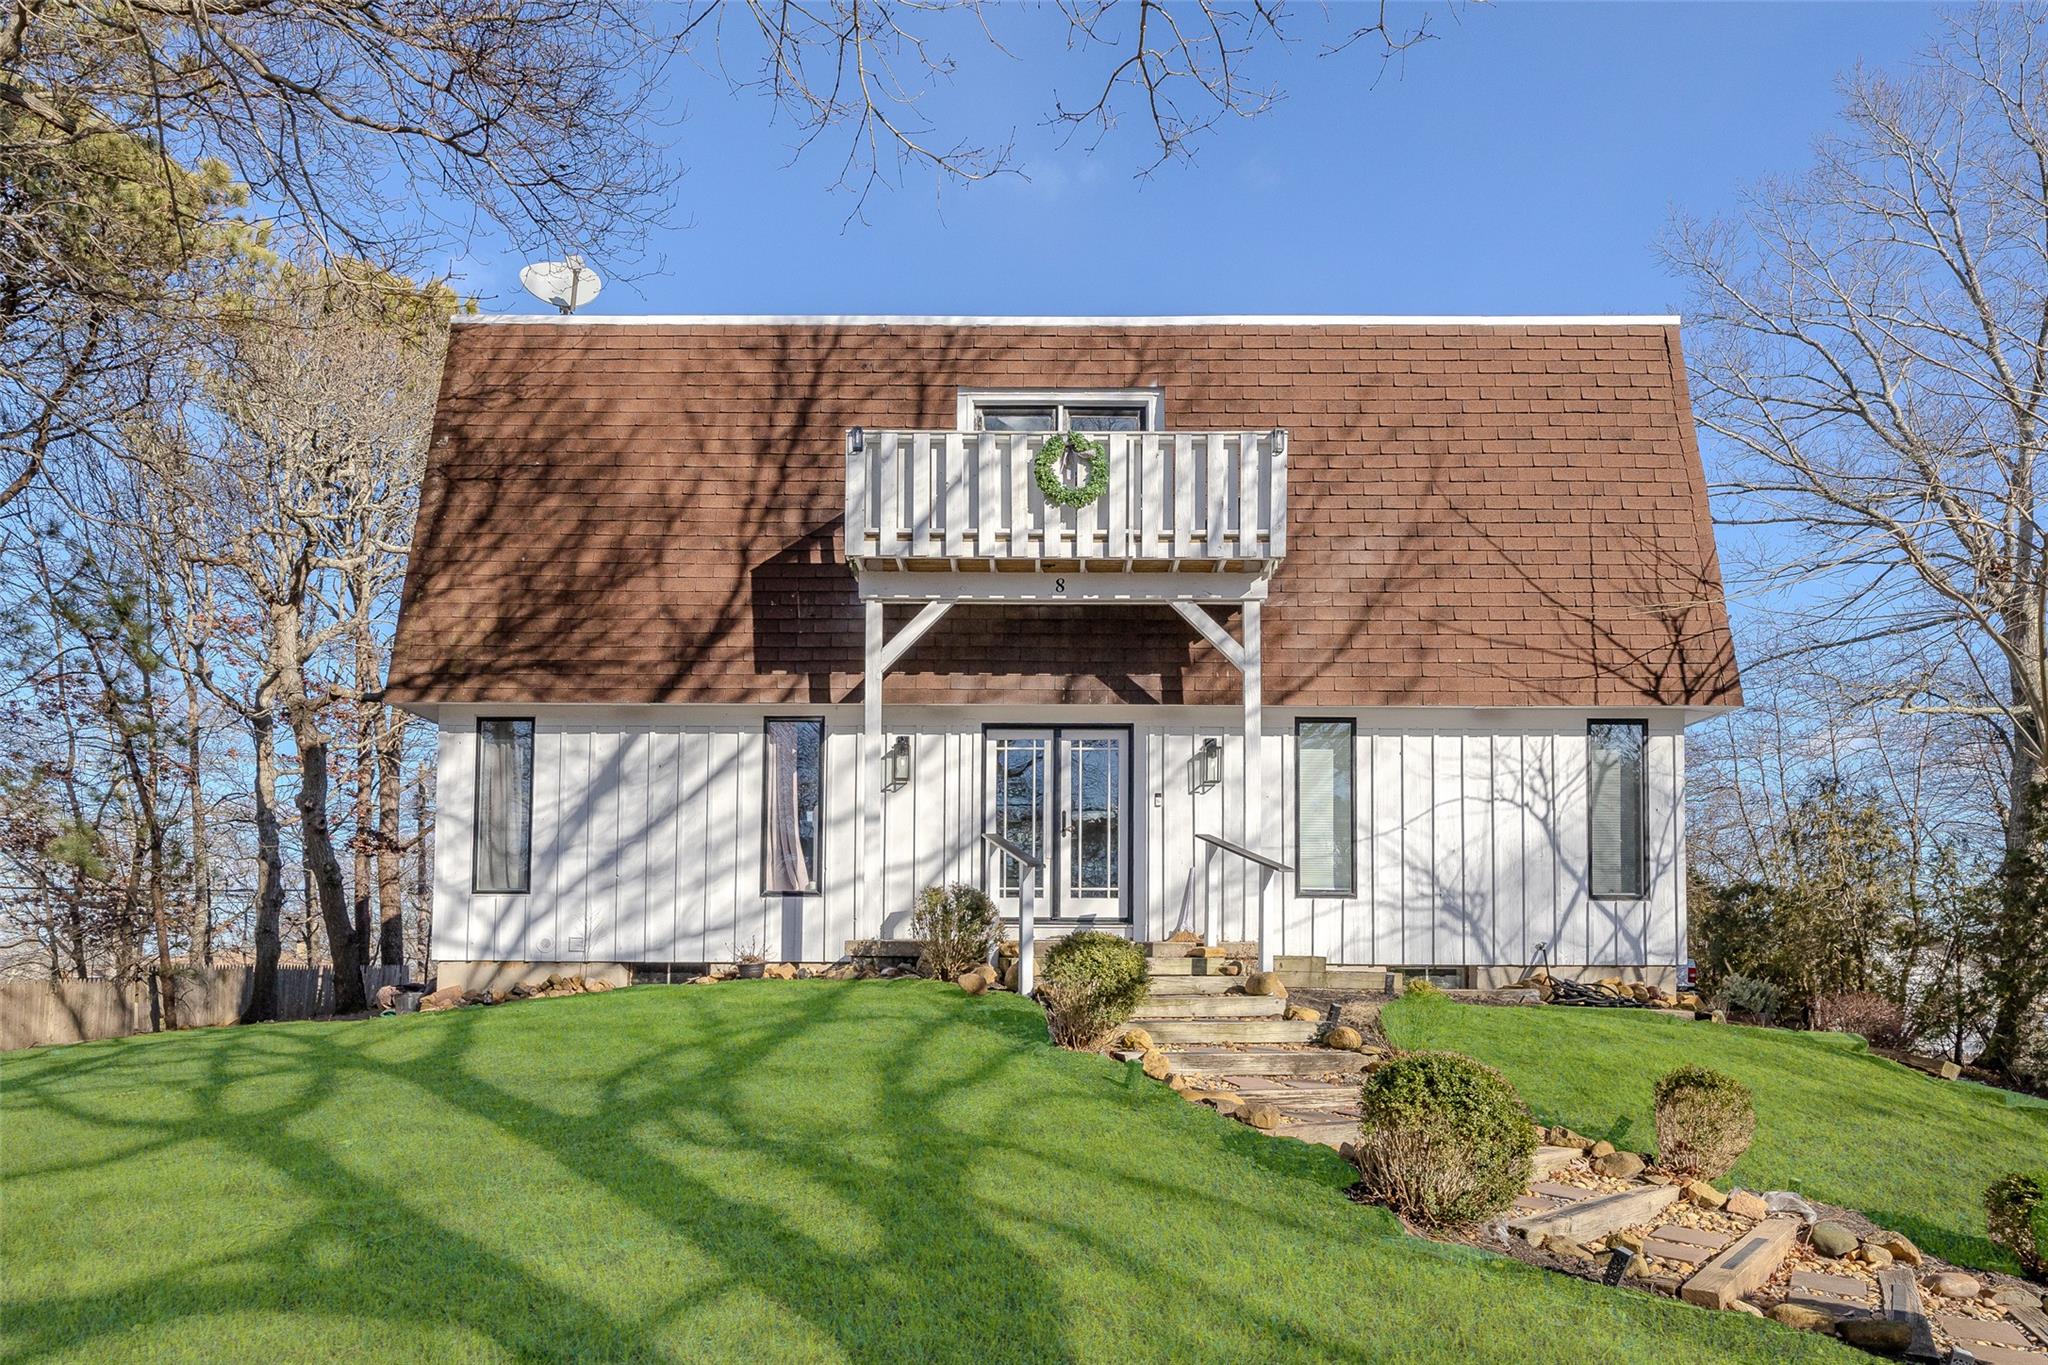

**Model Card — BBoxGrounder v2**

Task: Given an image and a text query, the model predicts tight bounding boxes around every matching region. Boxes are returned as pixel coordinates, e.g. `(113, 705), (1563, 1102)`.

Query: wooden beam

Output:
(1679, 1217), (1800, 1310)
(1170, 600), (1245, 672)
(1508, 1183), (1681, 1243)
(877, 600), (953, 672)
(858, 569), (1271, 604)
(1875, 1266), (1940, 1361)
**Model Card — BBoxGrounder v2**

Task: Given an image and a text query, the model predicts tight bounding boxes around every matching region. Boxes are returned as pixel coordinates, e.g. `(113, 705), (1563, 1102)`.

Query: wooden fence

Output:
(0, 964), (408, 1051)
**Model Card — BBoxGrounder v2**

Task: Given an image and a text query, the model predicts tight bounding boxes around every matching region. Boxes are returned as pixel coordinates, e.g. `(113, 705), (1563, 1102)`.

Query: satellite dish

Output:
(519, 254), (602, 314)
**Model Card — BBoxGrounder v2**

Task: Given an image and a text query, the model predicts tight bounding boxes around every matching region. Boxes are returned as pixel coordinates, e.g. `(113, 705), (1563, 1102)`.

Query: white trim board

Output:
(454, 313), (1683, 328)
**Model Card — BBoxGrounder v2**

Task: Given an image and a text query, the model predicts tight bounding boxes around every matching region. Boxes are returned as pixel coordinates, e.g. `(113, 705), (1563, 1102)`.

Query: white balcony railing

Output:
(845, 429), (1287, 568)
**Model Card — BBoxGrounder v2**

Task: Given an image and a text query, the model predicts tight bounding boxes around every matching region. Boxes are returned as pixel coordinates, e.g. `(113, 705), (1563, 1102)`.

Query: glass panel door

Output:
(986, 727), (1129, 921)
(1059, 730), (1126, 919)
(988, 729), (1052, 918)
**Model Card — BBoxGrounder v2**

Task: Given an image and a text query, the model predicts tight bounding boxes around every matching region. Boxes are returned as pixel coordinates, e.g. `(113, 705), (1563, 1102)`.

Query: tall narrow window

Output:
(764, 718), (824, 895)
(1588, 720), (1647, 899)
(1295, 720), (1356, 897)
(473, 719), (533, 894)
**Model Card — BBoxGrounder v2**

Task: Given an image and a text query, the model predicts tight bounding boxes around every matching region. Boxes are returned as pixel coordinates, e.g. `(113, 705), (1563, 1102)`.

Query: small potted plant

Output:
(736, 940), (766, 980)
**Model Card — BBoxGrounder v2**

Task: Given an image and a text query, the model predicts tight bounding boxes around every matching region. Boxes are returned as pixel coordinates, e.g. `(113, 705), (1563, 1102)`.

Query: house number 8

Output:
(1054, 577), (1067, 594)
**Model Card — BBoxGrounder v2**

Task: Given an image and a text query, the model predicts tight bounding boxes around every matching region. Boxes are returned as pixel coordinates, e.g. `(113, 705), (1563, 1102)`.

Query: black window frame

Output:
(1293, 717), (1358, 899)
(1586, 718), (1649, 902)
(471, 717), (535, 895)
(760, 715), (826, 898)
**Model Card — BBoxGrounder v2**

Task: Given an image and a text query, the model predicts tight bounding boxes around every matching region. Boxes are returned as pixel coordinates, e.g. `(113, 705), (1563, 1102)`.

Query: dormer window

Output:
(959, 388), (1163, 433)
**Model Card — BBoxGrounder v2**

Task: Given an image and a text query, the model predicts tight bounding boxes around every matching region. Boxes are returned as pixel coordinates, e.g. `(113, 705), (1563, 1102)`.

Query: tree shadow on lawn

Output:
(0, 983), (1373, 1362)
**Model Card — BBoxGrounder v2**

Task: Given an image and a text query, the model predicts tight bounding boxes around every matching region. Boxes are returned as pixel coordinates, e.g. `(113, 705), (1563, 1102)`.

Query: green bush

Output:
(1713, 972), (1783, 1024)
(911, 883), (999, 981)
(1986, 1173), (2047, 1282)
(1653, 1065), (1756, 1180)
(1351, 1051), (1537, 1230)
(1402, 977), (1443, 999)
(1039, 932), (1148, 1049)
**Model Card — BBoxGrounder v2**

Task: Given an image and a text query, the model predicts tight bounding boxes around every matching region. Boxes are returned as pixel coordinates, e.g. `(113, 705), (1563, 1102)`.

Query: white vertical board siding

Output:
(430, 704), (1694, 971)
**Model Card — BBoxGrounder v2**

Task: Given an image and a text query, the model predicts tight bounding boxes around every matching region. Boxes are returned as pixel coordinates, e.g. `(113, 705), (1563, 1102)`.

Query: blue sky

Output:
(454, 2), (1941, 318)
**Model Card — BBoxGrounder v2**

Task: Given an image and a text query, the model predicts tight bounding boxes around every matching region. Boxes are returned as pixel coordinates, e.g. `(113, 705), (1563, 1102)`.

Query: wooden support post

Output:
(863, 600), (884, 932)
(1242, 599), (1264, 965)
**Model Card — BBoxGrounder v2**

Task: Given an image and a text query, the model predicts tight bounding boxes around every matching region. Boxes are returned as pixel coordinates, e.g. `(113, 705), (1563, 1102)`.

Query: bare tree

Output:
(1668, 2), (2048, 1068)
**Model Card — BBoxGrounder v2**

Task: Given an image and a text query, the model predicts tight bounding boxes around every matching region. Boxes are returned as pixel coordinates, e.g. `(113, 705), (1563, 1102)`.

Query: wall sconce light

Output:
(848, 426), (866, 456)
(884, 734), (911, 790)
(1191, 737), (1222, 794)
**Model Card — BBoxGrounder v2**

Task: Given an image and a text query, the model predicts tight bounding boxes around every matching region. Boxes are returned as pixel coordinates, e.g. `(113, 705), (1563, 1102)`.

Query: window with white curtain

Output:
(763, 718), (824, 895)
(1295, 719), (1356, 897)
(472, 719), (533, 894)
(1588, 720), (1648, 899)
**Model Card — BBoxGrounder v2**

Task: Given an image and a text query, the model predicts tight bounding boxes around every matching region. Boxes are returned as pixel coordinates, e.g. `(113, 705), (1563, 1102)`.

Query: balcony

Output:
(845, 428), (1288, 575)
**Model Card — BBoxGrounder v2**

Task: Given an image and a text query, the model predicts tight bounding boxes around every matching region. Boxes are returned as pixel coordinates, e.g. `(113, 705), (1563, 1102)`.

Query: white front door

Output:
(986, 727), (1129, 922)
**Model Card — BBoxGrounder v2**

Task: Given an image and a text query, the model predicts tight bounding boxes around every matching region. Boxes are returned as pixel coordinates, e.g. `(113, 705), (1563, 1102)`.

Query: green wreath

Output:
(1032, 431), (1110, 509)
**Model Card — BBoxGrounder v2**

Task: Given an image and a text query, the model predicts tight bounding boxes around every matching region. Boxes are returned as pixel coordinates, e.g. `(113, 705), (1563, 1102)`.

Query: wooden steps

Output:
(1142, 975), (1239, 996)
(1508, 1183), (1681, 1243)
(1678, 1217), (1800, 1310)
(1144, 957), (1245, 977)
(1159, 1047), (1370, 1077)
(1130, 995), (1285, 1020)
(1139, 1018), (1318, 1045)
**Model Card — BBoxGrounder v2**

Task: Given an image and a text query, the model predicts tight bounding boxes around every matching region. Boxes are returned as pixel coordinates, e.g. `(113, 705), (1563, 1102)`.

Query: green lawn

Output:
(0, 983), (1855, 1363)
(1384, 995), (2048, 1274)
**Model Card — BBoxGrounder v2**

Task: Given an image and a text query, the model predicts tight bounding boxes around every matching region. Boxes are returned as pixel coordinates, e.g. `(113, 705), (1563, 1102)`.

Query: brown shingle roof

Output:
(385, 320), (1739, 709)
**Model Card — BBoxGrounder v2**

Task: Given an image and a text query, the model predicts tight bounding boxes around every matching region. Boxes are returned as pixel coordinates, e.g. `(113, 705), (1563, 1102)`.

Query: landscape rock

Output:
(1283, 1004), (1322, 1022)
(1768, 1303), (1838, 1334)
(1868, 1231), (1921, 1266)
(973, 963), (999, 987)
(1322, 1025), (1364, 1051)
(1724, 1191), (1768, 1220)
(1542, 1236), (1593, 1260)
(1220, 961), (1243, 976)
(821, 963), (858, 980)
(1140, 1049), (1173, 1081)
(1856, 1243), (1894, 1269)
(1810, 1221), (1859, 1259)
(1167, 1073), (1189, 1093)
(1728, 1300), (1765, 1318)
(1238, 1103), (1281, 1131)
(1836, 1318), (1913, 1354)
(1684, 1180), (1727, 1210)
(1592, 1150), (1645, 1179)
(1611, 1228), (1645, 1251)
(1765, 1191), (1820, 1224)
(1589, 1140), (1616, 1159)
(956, 971), (988, 996)
(420, 986), (466, 1012)
(1192, 1090), (1243, 1116)
(762, 963), (797, 980)
(1244, 971), (1287, 998)
(1119, 1027), (1158, 1052)
(1925, 1271), (1981, 1300)
(1987, 1284), (2043, 1309)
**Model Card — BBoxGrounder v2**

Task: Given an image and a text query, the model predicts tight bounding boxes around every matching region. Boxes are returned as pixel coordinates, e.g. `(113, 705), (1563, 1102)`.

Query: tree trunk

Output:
(291, 716), (367, 1014)
(376, 712), (404, 970)
(242, 710), (285, 1024)
(186, 675), (212, 965)
(351, 718), (373, 971)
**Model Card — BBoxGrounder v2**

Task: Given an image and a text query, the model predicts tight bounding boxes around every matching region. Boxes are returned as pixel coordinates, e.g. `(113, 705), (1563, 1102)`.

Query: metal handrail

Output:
(1194, 832), (1293, 973)
(981, 832), (1042, 995)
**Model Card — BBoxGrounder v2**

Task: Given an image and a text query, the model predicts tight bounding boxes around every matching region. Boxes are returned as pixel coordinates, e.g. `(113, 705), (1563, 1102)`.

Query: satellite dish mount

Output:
(520, 254), (603, 314)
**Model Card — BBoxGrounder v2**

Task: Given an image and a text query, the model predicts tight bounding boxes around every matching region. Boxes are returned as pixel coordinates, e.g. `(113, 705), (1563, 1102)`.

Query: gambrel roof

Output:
(386, 317), (1739, 709)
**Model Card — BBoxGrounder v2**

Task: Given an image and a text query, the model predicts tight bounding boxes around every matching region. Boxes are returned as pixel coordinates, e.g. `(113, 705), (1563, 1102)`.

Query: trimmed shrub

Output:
(1713, 972), (1783, 1024)
(1402, 977), (1443, 999)
(911, 883), (999, 982)
(1351, 1050), (1537, 1230)
(1039, 932), (1148, 1050)
(1986, 1173), (2047, 1282)
(1652, 1065), (1756, 1180)
(1812, 991), (1911, 1050)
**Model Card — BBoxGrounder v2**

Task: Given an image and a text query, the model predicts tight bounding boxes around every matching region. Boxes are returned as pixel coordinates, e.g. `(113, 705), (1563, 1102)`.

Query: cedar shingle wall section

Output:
(385, 323), (1740, 708)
